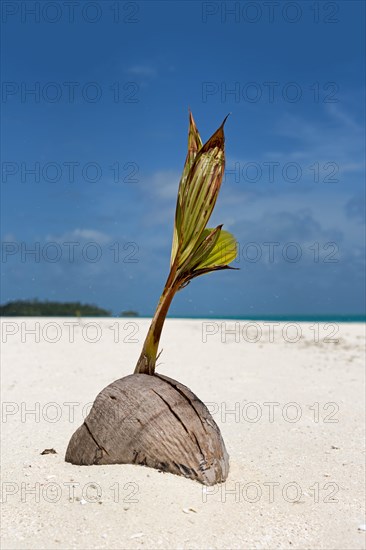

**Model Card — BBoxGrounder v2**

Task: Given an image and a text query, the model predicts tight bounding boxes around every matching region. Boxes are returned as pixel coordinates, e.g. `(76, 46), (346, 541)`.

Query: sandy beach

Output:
(1, 317), (365, 550)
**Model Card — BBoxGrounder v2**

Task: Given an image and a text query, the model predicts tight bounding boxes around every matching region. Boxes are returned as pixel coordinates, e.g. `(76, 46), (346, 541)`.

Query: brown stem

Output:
(134, 267), (181, 375)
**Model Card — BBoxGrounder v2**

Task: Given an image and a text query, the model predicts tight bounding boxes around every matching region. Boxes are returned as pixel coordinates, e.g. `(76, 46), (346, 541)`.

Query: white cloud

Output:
(1, 233), (16, 242)
(148, 170), (180, 200)
(272, 105), (364, 175)
(127, 65), (157, 78)
(46, 228), (111, 244)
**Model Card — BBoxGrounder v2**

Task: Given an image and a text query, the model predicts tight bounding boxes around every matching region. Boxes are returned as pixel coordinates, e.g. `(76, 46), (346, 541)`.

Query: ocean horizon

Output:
(2, 314), (365, 322)
(150, 314), (366, 323)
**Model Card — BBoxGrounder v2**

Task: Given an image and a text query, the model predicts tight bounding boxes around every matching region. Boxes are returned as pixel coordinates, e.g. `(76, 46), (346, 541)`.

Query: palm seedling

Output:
(66, 112), (238, 485)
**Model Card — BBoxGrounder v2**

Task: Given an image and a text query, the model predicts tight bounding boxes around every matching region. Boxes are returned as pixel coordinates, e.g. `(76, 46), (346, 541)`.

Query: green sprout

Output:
(134, 112), (238, 375)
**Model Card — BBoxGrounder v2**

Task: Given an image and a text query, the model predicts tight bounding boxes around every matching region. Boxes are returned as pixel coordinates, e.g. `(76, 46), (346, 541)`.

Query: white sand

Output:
(1, 317), (365, 550)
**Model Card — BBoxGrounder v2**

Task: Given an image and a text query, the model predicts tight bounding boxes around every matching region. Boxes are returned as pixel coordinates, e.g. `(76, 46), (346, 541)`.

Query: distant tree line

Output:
(0, 300), (111, 317)
(120, 310), (139, 317)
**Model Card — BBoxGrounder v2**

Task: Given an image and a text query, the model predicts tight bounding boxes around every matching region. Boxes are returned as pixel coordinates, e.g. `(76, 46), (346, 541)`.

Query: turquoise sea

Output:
(159, 315), (366, 323)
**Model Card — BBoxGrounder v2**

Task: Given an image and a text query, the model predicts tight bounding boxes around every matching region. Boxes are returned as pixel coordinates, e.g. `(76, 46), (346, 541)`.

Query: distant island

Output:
(0, 300), (111, 317)
(0, 300), (140, 317)
(120, 310), (139, 317)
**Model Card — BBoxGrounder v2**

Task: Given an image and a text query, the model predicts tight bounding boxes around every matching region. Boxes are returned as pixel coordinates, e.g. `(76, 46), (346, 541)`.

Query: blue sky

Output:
(1, 0), (365, 317)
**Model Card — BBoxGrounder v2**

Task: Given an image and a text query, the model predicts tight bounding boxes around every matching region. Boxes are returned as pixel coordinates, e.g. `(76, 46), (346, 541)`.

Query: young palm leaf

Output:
(135, 112), (238, 375)
(170, 112), (202, 265)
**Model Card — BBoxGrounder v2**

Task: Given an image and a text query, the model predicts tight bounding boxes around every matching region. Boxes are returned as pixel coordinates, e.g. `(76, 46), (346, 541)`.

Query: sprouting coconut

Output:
(65, 112), (238, 485)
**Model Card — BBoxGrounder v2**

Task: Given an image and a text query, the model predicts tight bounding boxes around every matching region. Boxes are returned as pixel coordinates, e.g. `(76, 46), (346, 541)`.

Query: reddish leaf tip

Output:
(220, 113), (231, 128)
